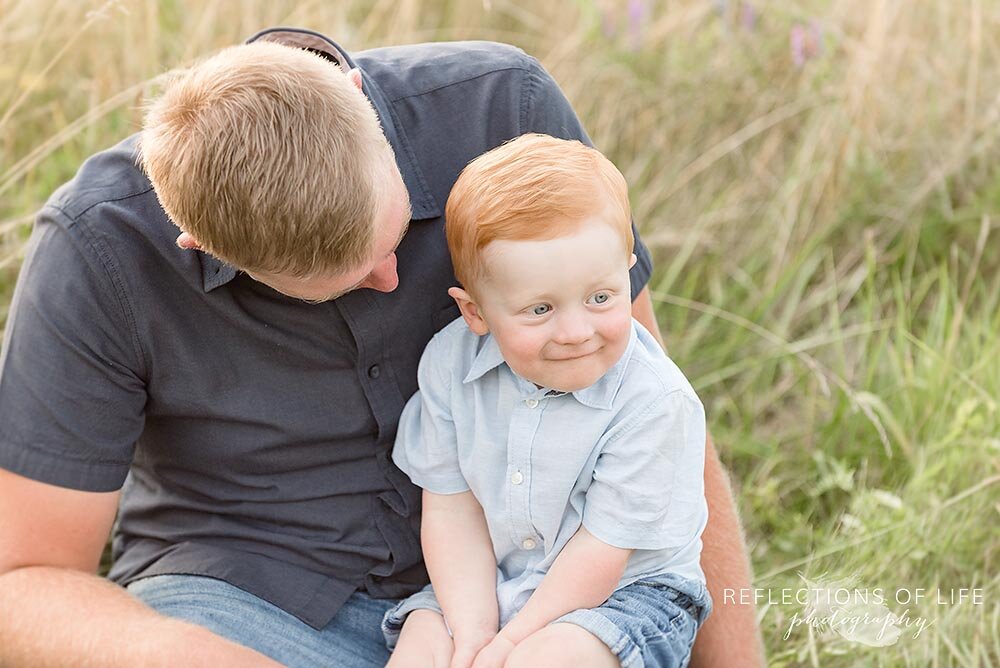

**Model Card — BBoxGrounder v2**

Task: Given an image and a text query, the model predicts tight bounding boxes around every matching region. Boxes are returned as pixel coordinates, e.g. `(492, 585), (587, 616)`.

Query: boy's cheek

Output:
(602, 307), (634, 341)
(506, 338), (545, 364)
(493, 328), (542, 361)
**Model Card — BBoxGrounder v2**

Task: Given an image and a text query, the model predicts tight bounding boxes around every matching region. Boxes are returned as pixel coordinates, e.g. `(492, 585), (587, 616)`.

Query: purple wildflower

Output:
(790, 20), (823, 67)
(740, 3), (757, 31)
(791, 24), (806, 66)
(628, 0), (645, 50)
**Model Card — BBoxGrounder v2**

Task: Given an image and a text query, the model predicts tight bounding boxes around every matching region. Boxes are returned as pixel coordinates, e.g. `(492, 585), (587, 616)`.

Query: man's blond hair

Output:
(139, 41), (396, 277)
(445, 133), (633, 292)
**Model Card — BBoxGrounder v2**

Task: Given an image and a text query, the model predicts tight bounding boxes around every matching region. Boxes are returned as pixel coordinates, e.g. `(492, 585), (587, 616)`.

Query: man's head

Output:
(445, 134), (636, 392)
(139, 41), (411, 301)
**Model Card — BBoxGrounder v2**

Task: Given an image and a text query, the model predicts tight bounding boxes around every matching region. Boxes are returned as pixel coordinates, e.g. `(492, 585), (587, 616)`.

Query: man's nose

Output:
(552, 311), (594, 345)
(358, 253), (399, 293)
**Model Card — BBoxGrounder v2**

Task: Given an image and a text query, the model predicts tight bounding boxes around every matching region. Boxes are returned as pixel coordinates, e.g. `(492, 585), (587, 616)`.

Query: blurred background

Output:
(1, 1), (998, 665)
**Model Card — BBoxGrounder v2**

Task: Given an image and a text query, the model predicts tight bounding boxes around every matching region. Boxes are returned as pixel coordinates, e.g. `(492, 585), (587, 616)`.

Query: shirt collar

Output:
(463, 334), (507, 385)
(463, 323), (639, 410)
(200, 254), (238, 292)
(200, 27), (442, 293)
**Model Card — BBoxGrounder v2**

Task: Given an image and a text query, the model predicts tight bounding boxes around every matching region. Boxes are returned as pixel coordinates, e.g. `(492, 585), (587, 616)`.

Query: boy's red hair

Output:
(445, 134), (633, 291)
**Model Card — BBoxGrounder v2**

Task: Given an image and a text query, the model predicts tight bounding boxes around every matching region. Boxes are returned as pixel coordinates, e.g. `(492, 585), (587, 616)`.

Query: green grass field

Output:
(2, 1), (998, 665)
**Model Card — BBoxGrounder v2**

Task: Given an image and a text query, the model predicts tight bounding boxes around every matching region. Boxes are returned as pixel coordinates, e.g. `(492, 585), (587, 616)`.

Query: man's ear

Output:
(176, 232), (203, 251)
(447, 286), (490, 336)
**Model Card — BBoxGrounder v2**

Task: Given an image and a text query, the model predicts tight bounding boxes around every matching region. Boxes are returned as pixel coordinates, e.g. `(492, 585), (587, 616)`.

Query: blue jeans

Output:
(383, 572), (711, 668)
(126, 574), (397, 667)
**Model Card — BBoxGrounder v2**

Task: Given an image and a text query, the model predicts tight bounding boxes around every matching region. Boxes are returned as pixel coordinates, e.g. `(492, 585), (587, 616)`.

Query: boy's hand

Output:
(449, 642), (486, 668)
(449, 627), (496, 668)
(470, 634), (517, 668)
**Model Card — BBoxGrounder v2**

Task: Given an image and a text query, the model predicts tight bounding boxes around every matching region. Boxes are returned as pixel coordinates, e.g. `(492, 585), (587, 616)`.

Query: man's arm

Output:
(631, 287), (766, 667)
(496, 526), (631, 645)
(631, 286), (665, 349)
(0, 468), (282, 667)
(690, 437), (766, 667)
(421, 489), (500, 652)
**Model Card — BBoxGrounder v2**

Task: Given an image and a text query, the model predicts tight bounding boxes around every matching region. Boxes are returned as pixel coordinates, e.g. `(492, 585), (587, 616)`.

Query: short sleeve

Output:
(520, 56), (653, 299)
(390, 333), (470, 495)
(0, 209), (147, 492)
(582, 390), (707, 550)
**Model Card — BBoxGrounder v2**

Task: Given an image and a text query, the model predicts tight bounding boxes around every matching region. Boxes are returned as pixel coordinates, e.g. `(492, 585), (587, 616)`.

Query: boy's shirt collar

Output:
(462, 321), (639, 410)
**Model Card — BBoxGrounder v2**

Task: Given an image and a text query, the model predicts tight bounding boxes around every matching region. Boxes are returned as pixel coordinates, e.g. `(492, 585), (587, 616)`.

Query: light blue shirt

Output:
(392, 317), (707, 627)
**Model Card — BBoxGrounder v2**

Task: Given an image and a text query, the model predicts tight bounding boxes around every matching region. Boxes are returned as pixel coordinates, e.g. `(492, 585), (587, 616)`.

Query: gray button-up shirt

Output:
(0, 28), (652, 629)
(392, 318), (707, 627)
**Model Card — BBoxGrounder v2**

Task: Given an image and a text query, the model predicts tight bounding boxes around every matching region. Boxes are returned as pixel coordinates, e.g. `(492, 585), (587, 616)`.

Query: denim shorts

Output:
(382, 572), (711, 668)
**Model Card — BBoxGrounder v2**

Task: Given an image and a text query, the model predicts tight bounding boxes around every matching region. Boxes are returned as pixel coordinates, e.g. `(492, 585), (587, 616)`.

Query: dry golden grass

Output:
(2, 1), (999, 665)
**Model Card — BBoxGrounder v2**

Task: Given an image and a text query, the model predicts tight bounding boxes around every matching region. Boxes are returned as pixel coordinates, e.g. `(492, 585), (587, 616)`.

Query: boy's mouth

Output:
(548, 346), (601, 361)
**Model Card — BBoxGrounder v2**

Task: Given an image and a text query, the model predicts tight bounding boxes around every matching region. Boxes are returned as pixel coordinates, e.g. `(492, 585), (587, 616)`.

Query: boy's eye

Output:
(588, 292), (610, 305)
(531, 304), (552, 316)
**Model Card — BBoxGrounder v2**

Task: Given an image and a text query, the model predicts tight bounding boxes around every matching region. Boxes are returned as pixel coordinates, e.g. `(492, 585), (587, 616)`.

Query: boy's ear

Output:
(448, 286), (490, 336)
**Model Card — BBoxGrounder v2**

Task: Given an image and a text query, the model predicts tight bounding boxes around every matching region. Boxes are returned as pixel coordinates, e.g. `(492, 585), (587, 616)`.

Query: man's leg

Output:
(126, 574), (394, 668)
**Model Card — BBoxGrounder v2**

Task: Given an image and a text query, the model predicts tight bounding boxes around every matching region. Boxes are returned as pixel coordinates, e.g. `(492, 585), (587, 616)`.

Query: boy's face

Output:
(450, 217), (636, 393)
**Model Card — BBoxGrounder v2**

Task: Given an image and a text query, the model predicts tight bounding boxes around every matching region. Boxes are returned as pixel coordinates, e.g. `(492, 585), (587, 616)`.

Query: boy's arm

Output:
(495, 526), (631, 645)
(631, 287), (766, 667)
(422, 489), (500, 650)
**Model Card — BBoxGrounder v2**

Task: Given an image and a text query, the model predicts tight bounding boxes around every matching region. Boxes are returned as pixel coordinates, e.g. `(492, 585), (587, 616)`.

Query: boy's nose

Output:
(357, 253), (399, 293)
(552, 312), (594, 346)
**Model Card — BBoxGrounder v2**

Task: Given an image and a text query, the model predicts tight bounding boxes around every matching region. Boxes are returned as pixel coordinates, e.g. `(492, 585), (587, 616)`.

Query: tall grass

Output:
(2, 1), (998, 665)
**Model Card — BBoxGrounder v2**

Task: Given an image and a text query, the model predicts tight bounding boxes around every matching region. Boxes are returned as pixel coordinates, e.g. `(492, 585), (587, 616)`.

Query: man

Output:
(0, 28), (763, 666)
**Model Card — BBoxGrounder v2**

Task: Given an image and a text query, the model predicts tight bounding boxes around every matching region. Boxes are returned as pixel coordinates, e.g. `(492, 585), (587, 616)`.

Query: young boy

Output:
(381, 134), (711, 668)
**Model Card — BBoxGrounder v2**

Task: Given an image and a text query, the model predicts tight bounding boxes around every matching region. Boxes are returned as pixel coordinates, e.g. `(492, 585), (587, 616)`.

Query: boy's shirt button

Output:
(521, 538), (536, 550)
(511, 471), (524, 485)
(524, 398), (538, 408)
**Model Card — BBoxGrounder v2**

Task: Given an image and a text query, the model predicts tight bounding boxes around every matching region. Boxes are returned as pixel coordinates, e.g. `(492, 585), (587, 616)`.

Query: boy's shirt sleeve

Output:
(391, 331), (470, 495)
(582, 389), (707, 551)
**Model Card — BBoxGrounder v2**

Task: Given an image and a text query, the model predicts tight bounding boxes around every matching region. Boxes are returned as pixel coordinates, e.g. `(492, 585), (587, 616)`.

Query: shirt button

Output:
(521, 538), (536, 550)
(511, 471), (524, 485)
(367, 364), (381, 379)
(525, 398), (538, 408)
